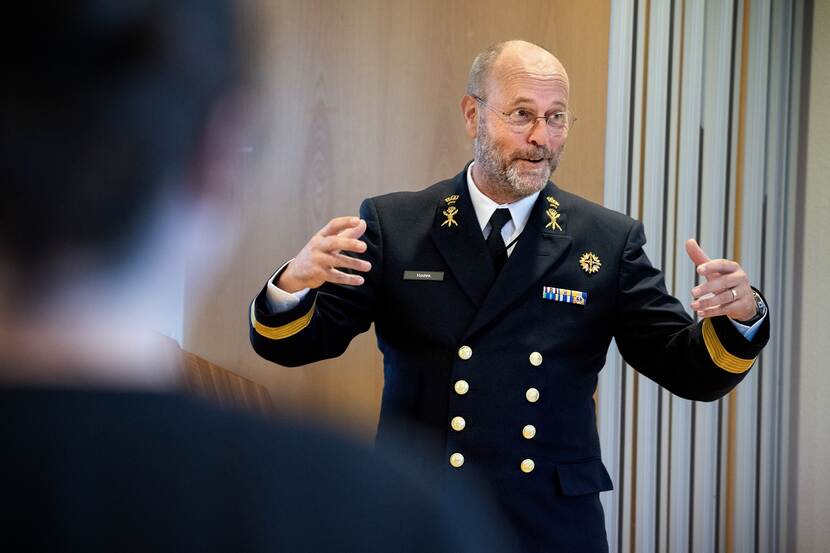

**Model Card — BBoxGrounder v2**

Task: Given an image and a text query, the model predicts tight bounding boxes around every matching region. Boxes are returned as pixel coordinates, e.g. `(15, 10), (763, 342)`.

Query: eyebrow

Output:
(507, 96), (567, 111)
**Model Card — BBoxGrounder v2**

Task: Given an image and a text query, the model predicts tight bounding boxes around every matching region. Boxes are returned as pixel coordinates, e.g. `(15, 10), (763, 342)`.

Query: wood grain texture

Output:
(182, 350), (275, 415)
(184, 0), (610, 439)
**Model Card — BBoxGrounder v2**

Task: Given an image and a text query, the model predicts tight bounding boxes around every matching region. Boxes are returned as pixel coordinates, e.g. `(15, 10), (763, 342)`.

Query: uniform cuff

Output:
(252, 269), (318, 340)
(702, 290), (770, 373)
(265, 260), (310, 312)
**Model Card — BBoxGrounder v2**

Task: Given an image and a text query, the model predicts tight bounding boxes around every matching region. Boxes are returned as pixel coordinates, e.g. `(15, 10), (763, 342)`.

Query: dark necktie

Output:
(486, 208), (512, 274)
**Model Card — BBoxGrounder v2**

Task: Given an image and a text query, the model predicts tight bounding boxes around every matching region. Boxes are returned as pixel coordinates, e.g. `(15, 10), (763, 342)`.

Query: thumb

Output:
(685, 238), (710, 267)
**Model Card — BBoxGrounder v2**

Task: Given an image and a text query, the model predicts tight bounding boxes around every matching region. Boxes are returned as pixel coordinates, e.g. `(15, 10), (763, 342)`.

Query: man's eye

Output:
(511, 109), (534, 122)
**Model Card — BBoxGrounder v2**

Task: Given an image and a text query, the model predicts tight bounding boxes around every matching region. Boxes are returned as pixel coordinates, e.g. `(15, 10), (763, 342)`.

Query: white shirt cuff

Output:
(265, 260), (310, 313)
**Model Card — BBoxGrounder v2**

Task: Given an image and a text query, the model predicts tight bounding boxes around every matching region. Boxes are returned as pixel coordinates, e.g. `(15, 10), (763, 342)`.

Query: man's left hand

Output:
(685, 239), (758, 322)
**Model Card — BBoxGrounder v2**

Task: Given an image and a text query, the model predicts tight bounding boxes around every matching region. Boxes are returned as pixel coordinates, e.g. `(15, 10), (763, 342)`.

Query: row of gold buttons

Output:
(449, 453), (535, 472)
(525, 350), (540, 474)
(449, 345), (541, 472)
(458, 346), (544, 366)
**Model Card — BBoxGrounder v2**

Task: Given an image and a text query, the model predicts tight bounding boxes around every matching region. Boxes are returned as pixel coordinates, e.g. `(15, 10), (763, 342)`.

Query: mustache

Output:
(511, 145), (556, 162)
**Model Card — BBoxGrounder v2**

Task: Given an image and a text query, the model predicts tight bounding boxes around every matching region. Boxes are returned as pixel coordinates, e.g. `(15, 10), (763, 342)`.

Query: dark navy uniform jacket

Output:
(250, 165), (769, 553)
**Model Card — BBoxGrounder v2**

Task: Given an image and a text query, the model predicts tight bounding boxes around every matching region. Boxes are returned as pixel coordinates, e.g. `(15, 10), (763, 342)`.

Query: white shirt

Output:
(465, 162), (539, 256)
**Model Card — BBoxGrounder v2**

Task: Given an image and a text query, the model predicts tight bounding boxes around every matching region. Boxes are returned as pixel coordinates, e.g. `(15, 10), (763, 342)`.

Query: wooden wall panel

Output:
(184, 0), (610, 438)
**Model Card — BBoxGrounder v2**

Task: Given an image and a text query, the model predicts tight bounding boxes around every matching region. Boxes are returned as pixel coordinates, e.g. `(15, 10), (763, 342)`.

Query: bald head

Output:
(467, 40), (569, 100)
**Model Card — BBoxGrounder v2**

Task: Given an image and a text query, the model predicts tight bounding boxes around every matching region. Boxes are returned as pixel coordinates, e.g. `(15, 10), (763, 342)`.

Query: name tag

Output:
(403, 270), (444, 281)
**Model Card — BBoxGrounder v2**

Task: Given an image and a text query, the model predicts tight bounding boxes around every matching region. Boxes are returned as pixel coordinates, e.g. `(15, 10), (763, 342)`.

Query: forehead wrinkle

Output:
(501, 68), (566, 82)
(489, 66), (570, 102)
(496, 73), (570, 109)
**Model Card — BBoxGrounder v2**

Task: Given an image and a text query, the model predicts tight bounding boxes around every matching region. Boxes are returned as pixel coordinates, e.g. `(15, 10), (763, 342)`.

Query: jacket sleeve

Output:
(249, 198), (383, 367)
(612, 220), (770, 402)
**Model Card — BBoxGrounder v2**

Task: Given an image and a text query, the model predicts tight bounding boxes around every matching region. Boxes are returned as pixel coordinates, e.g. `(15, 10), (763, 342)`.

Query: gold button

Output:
(450, 416), (466, 431)
(450, 452), (465, 468)
(520, 458), (535, 473)
(454, 380), (469, 395)
(526, 387), (540, 403)
(522, 424), (536, 439)
(529, 352), (543, 366)
(458, 346), (472, 360)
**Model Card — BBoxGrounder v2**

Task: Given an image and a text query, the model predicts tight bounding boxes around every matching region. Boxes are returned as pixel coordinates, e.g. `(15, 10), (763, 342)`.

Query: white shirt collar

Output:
(465, 162), (540, 242)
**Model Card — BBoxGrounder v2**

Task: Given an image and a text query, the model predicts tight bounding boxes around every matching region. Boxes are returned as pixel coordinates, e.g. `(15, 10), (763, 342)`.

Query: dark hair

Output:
(0, 0), (242, 281)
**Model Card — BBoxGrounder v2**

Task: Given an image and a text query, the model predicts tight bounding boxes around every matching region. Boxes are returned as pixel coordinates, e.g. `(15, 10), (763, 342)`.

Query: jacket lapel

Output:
(429, 172), (495, 308)
(464, 182), (573, 338)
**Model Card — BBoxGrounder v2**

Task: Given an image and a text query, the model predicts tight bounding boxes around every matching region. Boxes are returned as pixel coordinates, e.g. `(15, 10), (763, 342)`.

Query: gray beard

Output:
(474, 117), (563, 199)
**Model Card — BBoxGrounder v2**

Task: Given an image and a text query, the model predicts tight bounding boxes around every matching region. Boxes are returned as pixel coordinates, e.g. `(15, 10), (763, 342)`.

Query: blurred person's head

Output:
(0, 0), (249, 383)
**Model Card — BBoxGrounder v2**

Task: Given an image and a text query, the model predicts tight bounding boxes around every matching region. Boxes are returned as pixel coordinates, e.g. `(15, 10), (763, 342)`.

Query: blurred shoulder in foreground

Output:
(0, 2), (516, 551)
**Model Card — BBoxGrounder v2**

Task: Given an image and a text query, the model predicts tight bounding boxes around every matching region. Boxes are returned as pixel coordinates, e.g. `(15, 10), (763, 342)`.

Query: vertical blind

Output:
(598, 0), (807, 552)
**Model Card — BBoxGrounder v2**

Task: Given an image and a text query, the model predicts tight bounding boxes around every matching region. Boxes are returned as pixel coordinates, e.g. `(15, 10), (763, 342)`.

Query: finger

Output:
(326, 268), (365, 286)
(695, 304), (728, 319)
(338, 219), (367, 240)
(691, 272), (746, 299)
(696, 295), (756, 320)
(697, 259), (740, 278)
(691, 272), (722, 303)
(331, 253), (372, 273)
(319, 235), (368, 255)
(691, 287), (739, 311)
(319, 216), (363, 237)
(685, 239), (710, 266)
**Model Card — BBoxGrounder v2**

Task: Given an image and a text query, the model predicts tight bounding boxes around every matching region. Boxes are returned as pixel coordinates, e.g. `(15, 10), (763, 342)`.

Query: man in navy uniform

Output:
(250, 40), (769, 552)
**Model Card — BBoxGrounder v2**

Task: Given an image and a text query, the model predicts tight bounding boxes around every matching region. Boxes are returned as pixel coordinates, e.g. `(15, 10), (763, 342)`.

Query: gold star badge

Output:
(579, 252), (601, 274)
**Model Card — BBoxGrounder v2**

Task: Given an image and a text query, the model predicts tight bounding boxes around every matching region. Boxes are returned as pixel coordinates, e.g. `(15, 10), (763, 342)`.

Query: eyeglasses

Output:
(471, 94), (574, 135)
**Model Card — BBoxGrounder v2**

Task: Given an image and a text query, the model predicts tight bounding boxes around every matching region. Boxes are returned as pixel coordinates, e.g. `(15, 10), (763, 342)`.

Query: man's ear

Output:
(461, 95), (479, 139)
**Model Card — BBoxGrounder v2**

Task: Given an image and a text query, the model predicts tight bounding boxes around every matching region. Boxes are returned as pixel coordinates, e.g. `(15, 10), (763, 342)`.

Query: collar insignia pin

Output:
(441, 195), (460, 228)
(579, 252), (602, 274)
(545, 196), (563, 231)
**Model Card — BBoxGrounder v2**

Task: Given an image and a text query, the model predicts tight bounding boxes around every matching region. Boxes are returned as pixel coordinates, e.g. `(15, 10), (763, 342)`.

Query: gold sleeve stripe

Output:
(250, 300), (315, 340)
(701, 318), (756, 374)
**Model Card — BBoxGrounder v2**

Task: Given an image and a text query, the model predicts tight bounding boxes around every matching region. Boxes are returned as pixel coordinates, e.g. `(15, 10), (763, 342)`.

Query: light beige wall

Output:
(182, 0), (610, 438)
(795, 0), (830, 550)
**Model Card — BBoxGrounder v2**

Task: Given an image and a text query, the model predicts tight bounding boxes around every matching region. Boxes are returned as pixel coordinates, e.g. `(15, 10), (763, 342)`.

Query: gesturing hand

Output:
(685, 239), (757, 322)
(277, 216), (372, 293)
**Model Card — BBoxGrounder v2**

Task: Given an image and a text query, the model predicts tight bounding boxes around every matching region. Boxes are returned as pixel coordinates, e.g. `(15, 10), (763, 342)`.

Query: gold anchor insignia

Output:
(442, 205), (459, 227)
(544, 196), (563, 231)
(579, 252), (602, 274)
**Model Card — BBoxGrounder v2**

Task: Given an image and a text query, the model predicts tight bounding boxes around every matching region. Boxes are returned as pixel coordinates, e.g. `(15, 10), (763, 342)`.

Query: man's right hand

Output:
(277, 216), (372, 293)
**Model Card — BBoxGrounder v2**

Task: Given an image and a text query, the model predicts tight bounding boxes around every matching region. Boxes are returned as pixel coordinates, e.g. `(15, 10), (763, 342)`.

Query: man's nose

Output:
(527, 118), (551, 148)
